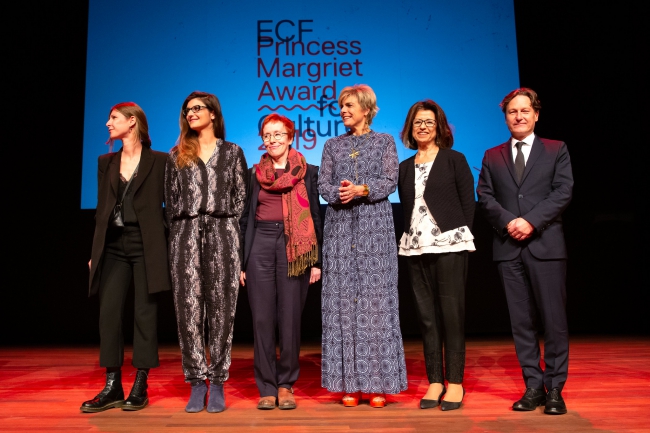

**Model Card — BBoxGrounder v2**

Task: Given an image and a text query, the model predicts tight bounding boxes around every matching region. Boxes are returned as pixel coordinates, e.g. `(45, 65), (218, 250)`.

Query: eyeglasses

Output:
(183, 105), (209, 116)
(262, 132), (289, 142)
(413, 119), (437, 128)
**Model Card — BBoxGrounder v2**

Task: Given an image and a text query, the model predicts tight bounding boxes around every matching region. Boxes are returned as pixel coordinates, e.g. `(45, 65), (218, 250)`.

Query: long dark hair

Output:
(173, 91), (226, 168)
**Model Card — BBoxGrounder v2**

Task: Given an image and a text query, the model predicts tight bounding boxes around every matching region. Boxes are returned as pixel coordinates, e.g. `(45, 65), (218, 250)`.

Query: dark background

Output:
(3, 2), (645, 346)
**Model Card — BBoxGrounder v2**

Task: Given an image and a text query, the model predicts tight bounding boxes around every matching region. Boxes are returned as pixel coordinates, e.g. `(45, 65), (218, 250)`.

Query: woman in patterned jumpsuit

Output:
(165, 91), (248, 413)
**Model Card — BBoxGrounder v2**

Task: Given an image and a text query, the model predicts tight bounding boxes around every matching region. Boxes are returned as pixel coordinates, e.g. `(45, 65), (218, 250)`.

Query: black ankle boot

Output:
(80, 370), (125, 413)
(122, 369), (149, 411)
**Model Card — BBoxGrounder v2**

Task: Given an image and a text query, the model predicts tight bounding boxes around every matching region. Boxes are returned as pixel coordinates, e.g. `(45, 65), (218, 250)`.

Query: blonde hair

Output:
(338, 84), (379, 126)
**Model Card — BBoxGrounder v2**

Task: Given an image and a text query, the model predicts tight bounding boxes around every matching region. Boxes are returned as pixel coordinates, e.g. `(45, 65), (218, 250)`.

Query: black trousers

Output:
(497, 247), (568, 391)
(246, 221), (309, 397)
(406, 251), (467, 384)
(98, 226), (159, 368)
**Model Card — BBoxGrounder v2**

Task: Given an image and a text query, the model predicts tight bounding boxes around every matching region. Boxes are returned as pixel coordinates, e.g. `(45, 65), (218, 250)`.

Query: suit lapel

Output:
(499, 141), (519, 184)
(404, 157), (416, 195)
(131, 147), (154, 196)
(520, 136), (544, 184)
(109, 150), (122, 197)
(427, 151), (440, 185)
(305, 165), (314, 196)
(251, 168), (261, 217)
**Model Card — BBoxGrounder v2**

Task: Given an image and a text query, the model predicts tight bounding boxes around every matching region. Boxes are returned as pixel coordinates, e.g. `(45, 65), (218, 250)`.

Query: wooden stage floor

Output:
(1, 336), (648, 432)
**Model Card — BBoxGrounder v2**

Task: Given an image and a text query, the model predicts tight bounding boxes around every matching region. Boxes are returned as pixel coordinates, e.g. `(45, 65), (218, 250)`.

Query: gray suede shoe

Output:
(185, 381), (207, 413)
(207, 383), (225, 413)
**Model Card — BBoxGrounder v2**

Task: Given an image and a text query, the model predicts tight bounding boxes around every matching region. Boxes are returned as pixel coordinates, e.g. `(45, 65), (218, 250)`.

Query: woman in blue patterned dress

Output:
(319, 84), (407, 408)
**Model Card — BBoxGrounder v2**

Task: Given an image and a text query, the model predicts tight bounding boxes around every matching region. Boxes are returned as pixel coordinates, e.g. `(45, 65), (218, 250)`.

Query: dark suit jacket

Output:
(476, 136), (573, 261)
(398, 148), (475, 236)
(89, 146), (172, 296)
(239, 164), (323, 272)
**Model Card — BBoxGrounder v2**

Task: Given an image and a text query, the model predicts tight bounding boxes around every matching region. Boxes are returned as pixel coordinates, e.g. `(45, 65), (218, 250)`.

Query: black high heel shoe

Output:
(440, 387), (465, 411)
(420, 386), (446, 409)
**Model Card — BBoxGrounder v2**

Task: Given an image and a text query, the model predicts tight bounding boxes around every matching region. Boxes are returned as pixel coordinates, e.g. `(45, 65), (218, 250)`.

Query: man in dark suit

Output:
(477, 88), (573, 415)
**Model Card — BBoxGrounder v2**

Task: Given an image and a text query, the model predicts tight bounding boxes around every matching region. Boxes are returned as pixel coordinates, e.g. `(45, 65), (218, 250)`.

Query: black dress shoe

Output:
(122, 370), (149, 411)
(440, 387), (465, 411)
(512, 388), (546, 411)
(544, 388), (567, 415)
(420, 386), (446, 409)
(80, 370), (125, 413)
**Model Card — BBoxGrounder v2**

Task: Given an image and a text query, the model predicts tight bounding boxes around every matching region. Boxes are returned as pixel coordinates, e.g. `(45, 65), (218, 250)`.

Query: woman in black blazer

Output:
(239, 113), (322, 410)
(83, 102), (171, 413)
(397, 100), (475, 411)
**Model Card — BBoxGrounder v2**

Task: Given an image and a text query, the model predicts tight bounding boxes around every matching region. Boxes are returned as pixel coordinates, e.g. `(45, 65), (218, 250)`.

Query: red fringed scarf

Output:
(256, 148), (318, 276)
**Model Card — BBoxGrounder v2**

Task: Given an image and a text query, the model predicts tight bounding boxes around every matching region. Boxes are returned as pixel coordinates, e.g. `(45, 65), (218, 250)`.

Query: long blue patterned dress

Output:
(319, 130), (408, 394)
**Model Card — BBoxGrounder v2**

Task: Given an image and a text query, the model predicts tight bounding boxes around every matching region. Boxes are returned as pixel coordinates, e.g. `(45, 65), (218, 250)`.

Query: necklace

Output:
(349, 131), (371, 183)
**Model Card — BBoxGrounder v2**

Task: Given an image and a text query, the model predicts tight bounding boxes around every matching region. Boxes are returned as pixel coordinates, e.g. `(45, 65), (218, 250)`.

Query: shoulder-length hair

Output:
(400, 99), (453, 150)
(173, 91), (226, 168)
(106, 102), (151, 152)
(338, 84), (379, 126)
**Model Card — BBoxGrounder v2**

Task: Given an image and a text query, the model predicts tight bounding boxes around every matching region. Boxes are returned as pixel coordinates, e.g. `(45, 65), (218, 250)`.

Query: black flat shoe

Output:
(513, 388), (546, 411)
(440, 388), (465, 411)
(420, 386), (446, 409)
(122, 370), (149, 411)
(544, 388), (567, 415)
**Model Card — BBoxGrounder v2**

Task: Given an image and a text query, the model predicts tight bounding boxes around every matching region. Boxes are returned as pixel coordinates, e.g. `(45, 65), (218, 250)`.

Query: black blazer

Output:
(476, 136), (573, 261)
(398, 148), (475, 236)
(89, 146), (172, 296)
(239, 164), (323, 272)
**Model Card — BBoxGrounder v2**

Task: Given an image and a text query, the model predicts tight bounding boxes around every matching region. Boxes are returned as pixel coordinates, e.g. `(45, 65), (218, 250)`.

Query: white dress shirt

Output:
(510, 133), (535, 164)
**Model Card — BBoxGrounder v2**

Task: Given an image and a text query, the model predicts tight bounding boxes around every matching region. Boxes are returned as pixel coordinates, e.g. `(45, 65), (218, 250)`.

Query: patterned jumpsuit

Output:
(164, 140), (247, 384)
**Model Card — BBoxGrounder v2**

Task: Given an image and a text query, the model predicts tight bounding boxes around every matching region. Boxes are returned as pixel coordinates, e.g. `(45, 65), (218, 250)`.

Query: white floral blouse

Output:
(399, 161), (475, 256)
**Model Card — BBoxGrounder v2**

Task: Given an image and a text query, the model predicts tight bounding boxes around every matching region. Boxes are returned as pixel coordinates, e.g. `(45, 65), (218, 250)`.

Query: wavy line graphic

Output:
(258, 104), (321, 111)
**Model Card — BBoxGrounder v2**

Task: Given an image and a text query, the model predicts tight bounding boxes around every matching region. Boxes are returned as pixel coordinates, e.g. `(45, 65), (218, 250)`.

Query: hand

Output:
(339, 179), (362, 204)
(88, 259), (92, 269)
(309, 267), (321, 284)
(239, 271), (246, 286)
(507, 218), (534, 241)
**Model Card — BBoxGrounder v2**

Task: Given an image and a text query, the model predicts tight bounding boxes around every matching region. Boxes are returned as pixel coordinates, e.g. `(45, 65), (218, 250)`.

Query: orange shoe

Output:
(342, 391), (361, 407)
(369, 393), (386, 408)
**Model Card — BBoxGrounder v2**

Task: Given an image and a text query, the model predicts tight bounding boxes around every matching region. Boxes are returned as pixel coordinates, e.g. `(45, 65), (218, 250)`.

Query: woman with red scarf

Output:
(239, 113), (322, 410)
